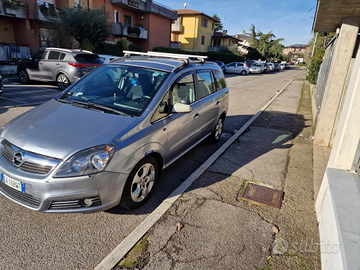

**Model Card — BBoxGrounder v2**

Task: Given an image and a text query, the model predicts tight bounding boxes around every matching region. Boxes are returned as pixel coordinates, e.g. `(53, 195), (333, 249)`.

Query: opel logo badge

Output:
(13, 152), (24, 167)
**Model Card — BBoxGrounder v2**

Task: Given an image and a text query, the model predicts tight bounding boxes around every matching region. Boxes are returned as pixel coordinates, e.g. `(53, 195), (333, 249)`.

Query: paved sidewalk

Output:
(115, 71), (321, 270)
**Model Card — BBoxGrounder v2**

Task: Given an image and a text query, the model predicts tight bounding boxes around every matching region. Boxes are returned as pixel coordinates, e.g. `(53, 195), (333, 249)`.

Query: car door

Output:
(195, 70), (221, 137)
(225, 62), (236, 73)
(26, 51), (47, 80)
(236, 62), (244, 73)
(41, 50), (64, 81)
(165, 72), (203, 163)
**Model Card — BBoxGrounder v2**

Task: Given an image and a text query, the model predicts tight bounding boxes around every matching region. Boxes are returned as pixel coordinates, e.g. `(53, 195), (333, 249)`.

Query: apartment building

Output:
(0, 0), (176, 62)
(283, 44), (309, 62)
(208, 30), (240, 52)
(171, 9), (215, 52)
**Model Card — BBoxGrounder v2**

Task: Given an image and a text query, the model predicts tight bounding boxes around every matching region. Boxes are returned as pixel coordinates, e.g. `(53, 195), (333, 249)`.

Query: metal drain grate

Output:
(240, 182), (284, 209)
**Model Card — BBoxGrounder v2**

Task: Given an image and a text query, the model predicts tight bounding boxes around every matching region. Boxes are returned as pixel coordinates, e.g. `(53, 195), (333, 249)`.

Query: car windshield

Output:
(57, 65), (169, 117)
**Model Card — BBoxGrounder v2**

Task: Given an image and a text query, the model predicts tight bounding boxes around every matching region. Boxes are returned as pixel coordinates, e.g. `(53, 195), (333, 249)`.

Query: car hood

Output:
(1, 99), (137, 160)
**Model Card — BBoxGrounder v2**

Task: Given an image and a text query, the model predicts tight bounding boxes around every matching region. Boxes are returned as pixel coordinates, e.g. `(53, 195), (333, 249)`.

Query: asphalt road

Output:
(0, 68), (300, 270)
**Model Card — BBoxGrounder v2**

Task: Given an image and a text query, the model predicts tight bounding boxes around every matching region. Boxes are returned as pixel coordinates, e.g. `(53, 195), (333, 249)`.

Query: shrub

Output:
(307, 50), (324, 84)
(152, 47), (245, 64)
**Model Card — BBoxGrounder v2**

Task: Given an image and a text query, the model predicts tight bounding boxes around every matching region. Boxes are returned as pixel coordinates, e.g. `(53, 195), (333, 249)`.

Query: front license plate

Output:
(1, 173), (25, 193)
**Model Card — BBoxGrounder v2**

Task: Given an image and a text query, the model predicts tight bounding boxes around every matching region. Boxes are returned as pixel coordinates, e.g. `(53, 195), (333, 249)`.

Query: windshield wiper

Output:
(58, 99), (131, 117)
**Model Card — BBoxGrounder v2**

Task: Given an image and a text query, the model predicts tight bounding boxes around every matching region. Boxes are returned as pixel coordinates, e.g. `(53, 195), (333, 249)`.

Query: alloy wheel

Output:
(130, 163), (155, 203)
(214, 118), (223, 140)
(19, 70), (29, 84)
(57, 74), (69, 91)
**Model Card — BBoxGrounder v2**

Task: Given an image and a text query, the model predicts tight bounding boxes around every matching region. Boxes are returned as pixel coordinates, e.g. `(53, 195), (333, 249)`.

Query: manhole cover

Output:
(240, 182), (284, 209)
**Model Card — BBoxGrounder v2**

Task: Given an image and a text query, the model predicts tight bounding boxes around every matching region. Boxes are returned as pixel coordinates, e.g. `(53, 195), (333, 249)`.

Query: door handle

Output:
(39, 62), (43, 65)
(194, 113), (200, 119)
(56, 63), (61, 66)
(216, 101), (221, 106)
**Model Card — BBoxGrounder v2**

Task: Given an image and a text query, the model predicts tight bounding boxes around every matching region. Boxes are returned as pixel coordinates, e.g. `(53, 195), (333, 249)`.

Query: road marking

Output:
(0, 96), (28, 104)
(95, 72), (301, 270)
(2, 89), (58, 96)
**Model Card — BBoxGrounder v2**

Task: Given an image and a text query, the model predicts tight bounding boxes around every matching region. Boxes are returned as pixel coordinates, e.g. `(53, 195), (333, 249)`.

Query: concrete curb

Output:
(95, 73), (300, 270)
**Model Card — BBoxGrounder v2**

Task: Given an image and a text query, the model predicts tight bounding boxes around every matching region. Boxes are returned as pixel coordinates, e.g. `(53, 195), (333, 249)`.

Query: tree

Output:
(212, 14), (223, 32)
(249, 24), (284, 61)
(59, 6), (109, 50)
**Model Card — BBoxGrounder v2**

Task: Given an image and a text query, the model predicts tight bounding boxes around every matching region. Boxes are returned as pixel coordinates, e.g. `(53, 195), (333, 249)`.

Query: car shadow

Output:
(106, 110), (308, 215)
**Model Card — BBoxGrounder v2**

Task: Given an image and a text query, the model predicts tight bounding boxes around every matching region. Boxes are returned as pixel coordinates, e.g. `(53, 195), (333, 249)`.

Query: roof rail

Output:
(123, 50), (208, 64)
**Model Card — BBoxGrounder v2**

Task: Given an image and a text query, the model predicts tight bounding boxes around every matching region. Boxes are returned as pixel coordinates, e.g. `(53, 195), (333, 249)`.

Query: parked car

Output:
(0, 52), (229, 213)
(225, 62), (249, 75)
(280, 63), (285, 70)
(0, 74), (3, 95)
(98, 54), (120, 64)
(285, 62), (291, 69)
(267, 62), (275, 72)
(262, 63), (271, 73)
(249, 63), (265, 74)
(17, 48), (103, 91)
(274, 63), (281, 71)
(211, 61), (226, 72)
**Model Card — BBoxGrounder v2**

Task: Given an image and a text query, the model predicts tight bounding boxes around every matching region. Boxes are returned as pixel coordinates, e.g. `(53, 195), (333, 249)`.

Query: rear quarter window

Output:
(213, 70), (226, 91)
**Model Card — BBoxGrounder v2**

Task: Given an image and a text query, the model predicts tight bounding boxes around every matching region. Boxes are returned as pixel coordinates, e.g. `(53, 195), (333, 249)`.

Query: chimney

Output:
(223, 30), (227, 36)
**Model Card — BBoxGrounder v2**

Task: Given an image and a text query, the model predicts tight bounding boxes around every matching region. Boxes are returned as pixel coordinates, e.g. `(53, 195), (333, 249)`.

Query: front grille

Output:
(49, 197), (101, 210)
(0, 181), (41, 208)
(0, 140), (58, 175)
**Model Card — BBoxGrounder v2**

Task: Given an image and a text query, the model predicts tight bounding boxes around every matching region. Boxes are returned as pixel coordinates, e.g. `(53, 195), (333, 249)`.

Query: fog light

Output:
(83, 198), (92, 207)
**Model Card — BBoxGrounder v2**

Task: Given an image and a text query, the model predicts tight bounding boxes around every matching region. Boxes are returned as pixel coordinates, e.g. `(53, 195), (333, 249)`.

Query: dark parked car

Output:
(0, 74), (3, 94)
(274, 63), (281, 71)
(17, 48), (103, 90)
(212, 61), (226, 72)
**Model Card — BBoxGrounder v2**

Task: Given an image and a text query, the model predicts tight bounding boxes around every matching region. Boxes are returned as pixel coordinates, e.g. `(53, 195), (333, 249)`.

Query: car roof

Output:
(110, 57), (218, 73)
(45, 48), (94, 54)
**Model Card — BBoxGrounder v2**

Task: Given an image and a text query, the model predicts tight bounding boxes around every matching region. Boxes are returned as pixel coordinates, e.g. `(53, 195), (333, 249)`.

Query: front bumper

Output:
(0, 157), (128, 213)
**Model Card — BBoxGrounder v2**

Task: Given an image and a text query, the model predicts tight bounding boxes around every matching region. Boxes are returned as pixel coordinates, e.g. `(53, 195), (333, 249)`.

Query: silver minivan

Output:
(0, 52), (229, 213)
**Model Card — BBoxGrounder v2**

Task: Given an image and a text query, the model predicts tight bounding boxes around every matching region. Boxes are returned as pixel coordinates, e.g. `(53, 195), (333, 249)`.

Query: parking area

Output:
(0, 68), (300, 270)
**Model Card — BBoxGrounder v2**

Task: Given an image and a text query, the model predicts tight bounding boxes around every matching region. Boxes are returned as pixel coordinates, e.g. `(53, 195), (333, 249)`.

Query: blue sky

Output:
(158, 0), (317, 46)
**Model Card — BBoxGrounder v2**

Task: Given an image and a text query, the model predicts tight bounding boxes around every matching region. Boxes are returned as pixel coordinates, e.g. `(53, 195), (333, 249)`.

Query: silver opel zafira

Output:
(0, 54), (229, 213)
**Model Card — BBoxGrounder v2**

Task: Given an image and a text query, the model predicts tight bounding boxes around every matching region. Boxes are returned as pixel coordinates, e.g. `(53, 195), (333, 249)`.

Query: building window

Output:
(201, 18), (208, 28)
(173, 34), (179, 42)
(124, 14), (132, 25)
(201, 35), (205, 45)
(212, 22), (214, 30)
(114, 10), (119, 23)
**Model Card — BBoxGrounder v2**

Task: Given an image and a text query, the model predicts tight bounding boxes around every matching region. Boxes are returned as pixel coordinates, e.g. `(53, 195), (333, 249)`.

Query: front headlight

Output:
(54, 145), (115, 178)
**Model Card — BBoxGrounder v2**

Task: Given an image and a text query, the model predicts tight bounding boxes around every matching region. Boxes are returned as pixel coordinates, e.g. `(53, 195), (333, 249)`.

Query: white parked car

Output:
(249, 63), (265, 74)
(98, 54), (120, 64)
(225, 62), (249, 75)
(267, 63), (275, 72)
(280, 63), (285, 70)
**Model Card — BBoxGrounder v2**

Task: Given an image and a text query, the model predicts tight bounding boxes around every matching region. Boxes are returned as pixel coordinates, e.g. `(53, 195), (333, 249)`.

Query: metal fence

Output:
(314, 36), (337, 113)
(0, 43), (31, 64)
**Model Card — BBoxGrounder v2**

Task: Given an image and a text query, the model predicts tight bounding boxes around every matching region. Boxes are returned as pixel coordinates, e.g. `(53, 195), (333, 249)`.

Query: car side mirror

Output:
(172, 103), (192, 113)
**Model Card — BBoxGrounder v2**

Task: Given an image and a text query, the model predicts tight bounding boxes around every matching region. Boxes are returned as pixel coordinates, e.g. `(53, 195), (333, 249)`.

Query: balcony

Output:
(111, 0), (149, 11)
(111, 0), (177, 20)
(111, 23), (148, 39)
(0, 0), (27, 19)
(35, 3), (61, 22)
(171, 23), (184, 33)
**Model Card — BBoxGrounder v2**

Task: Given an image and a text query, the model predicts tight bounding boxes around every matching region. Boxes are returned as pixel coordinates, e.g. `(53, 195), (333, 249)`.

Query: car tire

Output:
(241, 70), (247, 76)
(207, 116), (224, 144)
(121, 156), (159, 209)
(18, 70), (30, 84)
(57, 73), (70, 91)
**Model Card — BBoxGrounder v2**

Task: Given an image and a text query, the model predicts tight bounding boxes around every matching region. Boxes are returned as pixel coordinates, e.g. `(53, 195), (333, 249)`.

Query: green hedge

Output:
(152, 47), (245, 64)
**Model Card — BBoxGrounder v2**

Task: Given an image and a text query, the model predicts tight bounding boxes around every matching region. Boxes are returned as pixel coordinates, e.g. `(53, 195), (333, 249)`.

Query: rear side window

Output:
(237, 63), (244, 67)
(48, 51), (60, 60)
(171, 73), (196, 105)
(196, 71), (215, 99)
(214, 70), (226, 91)
(60, 53), (66, 60)
(74, 54), (102, 64)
